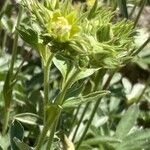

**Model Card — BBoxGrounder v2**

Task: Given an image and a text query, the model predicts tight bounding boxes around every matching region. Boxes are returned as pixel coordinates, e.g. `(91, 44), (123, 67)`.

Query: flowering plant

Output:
(16, 1), (136, 149)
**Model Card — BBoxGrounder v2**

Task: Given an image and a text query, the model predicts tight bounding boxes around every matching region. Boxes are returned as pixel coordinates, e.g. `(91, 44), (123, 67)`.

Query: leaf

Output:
(14, 113), (41, 125)
(62, 91), (109, 108)
(53, 54), (72, 81)
(0, 146), (3, 150)
(115, 105), (139, 139)
(64, 82), (85, 100)
(3, 70), (12, 107)
(116, 139), (150, 150)
(10, 120), (24, 150)
(17, 25), (39, 49)
(117, 0), (128, 19)
(88, 0), (98, 20)
(46, 104), (62, 126)
(83, 136), (122, 145)
(123, 129), (150, 142)
(77, 145), (92, 150)
(53, 54), (99, 84)
(14, 138), (33, 150)
(73, 68), (100, 84)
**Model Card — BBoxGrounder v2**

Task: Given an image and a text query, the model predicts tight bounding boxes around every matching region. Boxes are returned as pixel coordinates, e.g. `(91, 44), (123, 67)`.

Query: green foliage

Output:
(115, 104), (139, 138)
(0, 0), (150, 150)
(81, 105), (150, 150)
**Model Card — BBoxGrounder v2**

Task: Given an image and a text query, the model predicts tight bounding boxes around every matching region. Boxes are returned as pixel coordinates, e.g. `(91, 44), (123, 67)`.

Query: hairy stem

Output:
(46, 115), (59, 150)
(35, 110), (59, 150)
(46, 68), (80, 149)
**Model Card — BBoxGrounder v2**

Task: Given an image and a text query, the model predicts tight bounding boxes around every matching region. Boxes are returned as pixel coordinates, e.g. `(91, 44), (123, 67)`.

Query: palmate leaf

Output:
(115, 104), (139, 139)
(115, 129), (150, 150)
(62, 91), (109, 108)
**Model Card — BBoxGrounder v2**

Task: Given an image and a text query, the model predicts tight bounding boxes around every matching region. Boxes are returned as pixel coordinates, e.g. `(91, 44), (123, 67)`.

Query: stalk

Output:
(133, 0), (147, 28)
(46, 115), (59, 150)
(72, 103), (90, 142)
(76, 71), (115, 149)
(69, 105), (81, 134)
(131, 36), (150, 56)
(46, 69), (80, 150)
(1, 31), (7, 55)
(2, 6), (23, 135)
(34, 53), (54, 149)
(129, 5), (137, 18)
(43, 53), (54, 124)
(35, 108), (60, 150)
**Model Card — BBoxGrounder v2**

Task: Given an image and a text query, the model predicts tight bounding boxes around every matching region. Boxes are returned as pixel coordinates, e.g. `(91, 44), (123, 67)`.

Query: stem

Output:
(1, 31), (7, 55)
(35, 112), (59, 150)
(76, 71), (115, 149)
(42, 53), (54, 124)
(128, 77), (150, 105)
(2, 107), (10, 135)
(9, 8), (23, 76)
(129, 5), (137, 18)
(46, 115), (59, 150)
(132, 36), (150, 56)
(46, 68), (80, 149)
(43, 63), (50, 123)
(133, 0), (146, 28)
(69, 105), (81, 134)
(35, 124), (50, 150)
(56, 68), (80, 105)
(136, 78), (150, 103)
(72, 103), (90, 142)
(2, 6), (23, 136)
